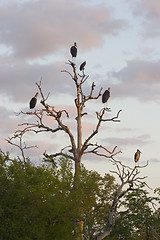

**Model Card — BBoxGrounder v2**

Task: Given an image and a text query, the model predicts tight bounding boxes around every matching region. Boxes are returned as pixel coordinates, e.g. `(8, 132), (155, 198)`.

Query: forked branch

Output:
(6, 133), (38, 165)
(96, 109), (122, 122)
(82, 144), (121, 159)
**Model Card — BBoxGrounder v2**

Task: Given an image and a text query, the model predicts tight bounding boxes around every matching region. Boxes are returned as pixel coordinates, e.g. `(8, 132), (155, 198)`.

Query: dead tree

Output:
(6, 56), (149, 239)
(8, 60), (121, 173)
(96, 160), (149, 240)
(7, 55), (123, 239)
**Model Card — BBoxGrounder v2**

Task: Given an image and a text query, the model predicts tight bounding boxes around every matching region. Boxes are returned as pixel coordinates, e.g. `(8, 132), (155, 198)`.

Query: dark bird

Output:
(134, 149), (141, 164)
(29, 92), (38, 109)
(80, 61), (86, 71)
(102, 88), (110, 104)
(70, 42), (77, 59)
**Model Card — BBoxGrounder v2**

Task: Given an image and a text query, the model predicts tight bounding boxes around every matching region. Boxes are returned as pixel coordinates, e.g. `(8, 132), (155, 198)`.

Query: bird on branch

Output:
(70, 42), (77, 61)
(102, 88), (110, 109)
(29, 92), (38, 109)
(80, 61), (86, 71)
(134, 149), (141, 165)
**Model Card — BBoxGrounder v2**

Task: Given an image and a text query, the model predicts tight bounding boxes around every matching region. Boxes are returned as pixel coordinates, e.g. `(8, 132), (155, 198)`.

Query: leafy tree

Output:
(0, 153), (75, 240)
(108, 184), (160, 240)
(0, 153), (120, 239)
(0, 151), (153, 240)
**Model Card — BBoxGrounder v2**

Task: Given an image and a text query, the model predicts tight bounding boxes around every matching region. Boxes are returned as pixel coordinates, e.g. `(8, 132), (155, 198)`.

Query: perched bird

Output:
(80, 61), (86, 71)
(29, 92), (38, 109)
(134, 149), (141, 165)
(102, 88), (110, 104)
(70, 42), (77, 59)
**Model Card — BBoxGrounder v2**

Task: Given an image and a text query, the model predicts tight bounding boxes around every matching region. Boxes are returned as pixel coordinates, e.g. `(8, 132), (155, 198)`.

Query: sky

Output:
(0, 0), (160, 193)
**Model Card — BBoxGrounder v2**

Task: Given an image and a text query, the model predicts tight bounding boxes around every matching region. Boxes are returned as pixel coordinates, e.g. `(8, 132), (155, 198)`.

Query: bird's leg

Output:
(104, 102), (111, 111)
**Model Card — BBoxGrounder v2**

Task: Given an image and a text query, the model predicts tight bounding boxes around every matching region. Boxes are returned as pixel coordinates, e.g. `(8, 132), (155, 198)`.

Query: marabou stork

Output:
(134, 149), (141, 165)
(29, 92), (38, 109)
(70, 42), (77, 60)
(102, 88), (110, 109)
(80, 61), (86, 71)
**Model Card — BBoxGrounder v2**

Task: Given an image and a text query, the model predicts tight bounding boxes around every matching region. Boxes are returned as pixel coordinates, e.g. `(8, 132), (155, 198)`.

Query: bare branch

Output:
(6, 133), (38, 166)
(97, 109), (122, 122)
(43, 145), (75, 162)
(61, 69), (74, 81)
(36, 79), (50, 102)
(82, 144), (121, 160)
(81, 109), (106, 153)
(84, 82), (102, 102)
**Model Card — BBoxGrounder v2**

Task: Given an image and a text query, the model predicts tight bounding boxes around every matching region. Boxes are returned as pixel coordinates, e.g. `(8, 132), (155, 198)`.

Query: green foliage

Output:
(0, 154), (115, 239)
(0, 153), (160, 240)
(0, 154), (75, 240)
(108, 183), (160, 240)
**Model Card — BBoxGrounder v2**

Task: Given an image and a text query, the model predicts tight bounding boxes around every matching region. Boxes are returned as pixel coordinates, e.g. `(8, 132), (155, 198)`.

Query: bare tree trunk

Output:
(74, 69), (84, 240)
(74, 158), (81, 180)
(76, 217), (84, 240)
(97, 229), (112, 240)
(74, 157), (84, 240)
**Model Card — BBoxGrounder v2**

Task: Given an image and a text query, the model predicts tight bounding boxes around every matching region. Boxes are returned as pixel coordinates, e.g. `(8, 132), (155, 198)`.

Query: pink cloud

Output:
(139, 0), (160, 19)
(103, 134), (151, 147)
(0, 0), (127, 60)
(128, 0), (160, 37)
(0, 61), (75, 102)
(110, 59), (160, 101)
(0, 107), (19, 136)
(0, 0), (128, 108)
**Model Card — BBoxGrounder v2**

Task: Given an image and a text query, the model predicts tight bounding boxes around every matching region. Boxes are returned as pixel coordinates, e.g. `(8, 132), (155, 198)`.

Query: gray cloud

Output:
(0, 61), (75, 102)
(0, 0), (127, 60)
(110, 59), (160, 101)
(128, 0), (160, 38)
(0, 107), (19, 136)
(103, 134), (151, 147)
(149, 158), (160, 163)
(0, 0), (128, 105)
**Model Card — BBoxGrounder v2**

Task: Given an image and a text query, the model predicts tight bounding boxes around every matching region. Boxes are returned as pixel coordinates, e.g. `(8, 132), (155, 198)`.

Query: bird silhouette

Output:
(80, 61), (86, 71)
(102, 88), (110, 103)
(134, 149), (141, 165)
(102, 88), (110, 109)
(70, 42), (77, 60)
(29, 92), (38, 109)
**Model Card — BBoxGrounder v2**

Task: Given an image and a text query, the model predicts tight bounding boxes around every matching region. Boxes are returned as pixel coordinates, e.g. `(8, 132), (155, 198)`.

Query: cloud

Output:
(0, 0), (127, 60)
(100, 125), (137, 133)
(0, 61), (75, 103)
(0, 106), (22, 152)
(149, 158), (160, 163)
(103, 134), (151, 147)
(0, 107), (19, 136)
(4, 137), (59, 161)
(110, 59), (160, 101)
(0, 0), (128, 107)
(128, 0), (160, 38)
